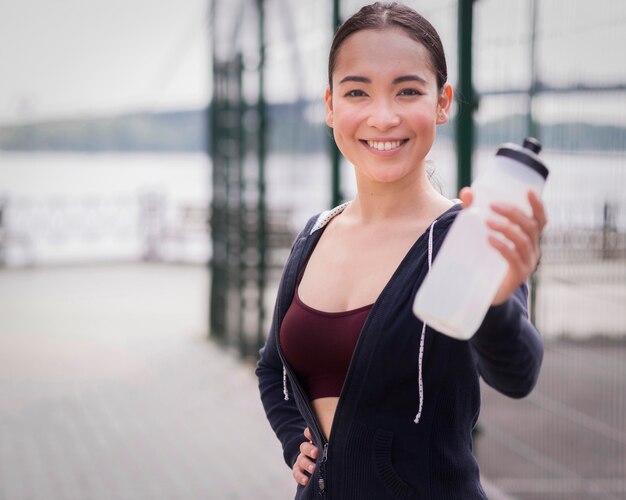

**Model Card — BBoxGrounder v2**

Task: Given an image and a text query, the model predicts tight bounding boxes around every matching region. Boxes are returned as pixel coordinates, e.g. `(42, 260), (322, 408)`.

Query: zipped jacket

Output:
(256, 203), (543, 500)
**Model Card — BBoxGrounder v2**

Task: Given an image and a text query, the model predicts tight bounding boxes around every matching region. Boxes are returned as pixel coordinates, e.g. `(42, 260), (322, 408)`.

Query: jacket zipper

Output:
(273, 207), (433, 498)
(277, 300), (381, 499)
(278, 351), (330, 494)
(276, 217), (384, 498)
(318, 442), (328, 497)
(275, 289), (381, 499)
(274, 263), (331, 496)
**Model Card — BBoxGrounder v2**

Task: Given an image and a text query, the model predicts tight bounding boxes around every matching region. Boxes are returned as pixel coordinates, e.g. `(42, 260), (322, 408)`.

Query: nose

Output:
(366, 98), (401, 130)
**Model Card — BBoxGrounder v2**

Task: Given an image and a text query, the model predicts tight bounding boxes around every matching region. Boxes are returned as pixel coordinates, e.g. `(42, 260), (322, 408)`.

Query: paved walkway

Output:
(2, 263), (622, 499)
(477, 338), (626, 500)
(0, 263), (294, 499)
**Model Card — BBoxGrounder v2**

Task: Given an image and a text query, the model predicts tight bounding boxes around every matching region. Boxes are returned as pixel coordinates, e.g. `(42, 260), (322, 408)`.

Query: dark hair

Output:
(328, 2), (447, 92)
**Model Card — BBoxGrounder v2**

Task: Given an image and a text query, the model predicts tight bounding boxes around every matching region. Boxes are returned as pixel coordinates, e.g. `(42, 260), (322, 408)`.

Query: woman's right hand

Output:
(292, 427), (318, 486)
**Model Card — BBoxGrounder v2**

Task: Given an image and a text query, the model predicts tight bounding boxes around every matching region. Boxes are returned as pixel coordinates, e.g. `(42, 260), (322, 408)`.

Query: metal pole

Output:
(236, 52), (246, 355)
(330, 0), (343, 207)
(459, 3), (477, 444)
(527, 0), (539, 139)
(456, 0), (477, 192)
(208, 0), (223, 342)
(256, 0), (268, 354)
(528, 0), (540, 322)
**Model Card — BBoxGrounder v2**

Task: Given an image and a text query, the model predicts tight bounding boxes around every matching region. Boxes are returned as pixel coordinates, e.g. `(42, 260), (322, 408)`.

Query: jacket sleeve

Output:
(255, 220), (314, 469)
(470, 281), (544, 398)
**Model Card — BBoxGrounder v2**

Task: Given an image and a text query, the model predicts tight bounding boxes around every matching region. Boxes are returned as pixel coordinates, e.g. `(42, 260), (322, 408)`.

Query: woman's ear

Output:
(325, 86), (333, 128)
(436, 83), (453, 124)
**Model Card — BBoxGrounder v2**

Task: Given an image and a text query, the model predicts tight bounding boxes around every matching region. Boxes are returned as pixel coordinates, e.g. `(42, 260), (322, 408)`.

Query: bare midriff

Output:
(312, 397), (339, 441)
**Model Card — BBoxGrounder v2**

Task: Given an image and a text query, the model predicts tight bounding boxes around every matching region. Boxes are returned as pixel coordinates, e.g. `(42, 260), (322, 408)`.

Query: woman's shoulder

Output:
(308, 201), (351, 235)
(297, 199), (461, 241)
(438, 200), (462, 221)
(287, 202), (350, 251)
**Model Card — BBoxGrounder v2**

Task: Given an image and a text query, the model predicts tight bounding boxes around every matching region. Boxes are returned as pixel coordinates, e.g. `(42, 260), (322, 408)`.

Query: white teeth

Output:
(367, 140), (402, 151)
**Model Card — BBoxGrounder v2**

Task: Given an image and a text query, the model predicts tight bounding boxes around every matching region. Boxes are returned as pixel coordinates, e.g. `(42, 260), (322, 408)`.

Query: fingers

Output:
(292, 431), (318, 486)
(304, 427), (313, 442)
(303, 427), (317, 460)
(489, 203), (540, 243)
(458, 186), (473, 208)
(292, 451), (317, 486)
(300, 438), (318, 460)
(485, 192), (547, 304)
(292, 456), (311, 485)
(528, 190), (548, 230)
(486, 219), (533, 267)
(487, 194), (546, 281)
(487, 232), (530, 279)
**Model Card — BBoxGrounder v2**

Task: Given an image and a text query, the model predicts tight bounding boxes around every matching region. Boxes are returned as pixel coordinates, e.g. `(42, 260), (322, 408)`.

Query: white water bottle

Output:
(413, 138), (549, 340)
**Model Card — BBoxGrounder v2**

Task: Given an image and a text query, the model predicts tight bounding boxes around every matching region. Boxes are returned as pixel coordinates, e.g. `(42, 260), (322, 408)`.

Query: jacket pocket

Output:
(373, 428), (423, 500)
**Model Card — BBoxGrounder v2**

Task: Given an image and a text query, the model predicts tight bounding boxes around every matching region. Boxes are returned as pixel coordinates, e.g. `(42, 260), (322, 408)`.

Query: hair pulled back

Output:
(328, 2), (447, 92)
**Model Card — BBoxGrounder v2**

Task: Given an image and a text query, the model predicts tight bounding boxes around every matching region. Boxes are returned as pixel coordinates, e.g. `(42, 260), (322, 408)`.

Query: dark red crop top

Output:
(280, 264), (373, 400)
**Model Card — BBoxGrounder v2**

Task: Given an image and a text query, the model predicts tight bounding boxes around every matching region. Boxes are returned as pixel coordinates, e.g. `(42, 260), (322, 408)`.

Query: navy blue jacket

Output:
(256, 203), (543, 500)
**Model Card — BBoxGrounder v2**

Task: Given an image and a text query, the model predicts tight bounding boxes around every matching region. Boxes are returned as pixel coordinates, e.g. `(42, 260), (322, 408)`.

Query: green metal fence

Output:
(210, 1), (626, 497)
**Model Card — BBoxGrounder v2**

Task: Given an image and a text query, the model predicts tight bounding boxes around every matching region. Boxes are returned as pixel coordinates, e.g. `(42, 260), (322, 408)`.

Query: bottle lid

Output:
(496, 137), (549, 179)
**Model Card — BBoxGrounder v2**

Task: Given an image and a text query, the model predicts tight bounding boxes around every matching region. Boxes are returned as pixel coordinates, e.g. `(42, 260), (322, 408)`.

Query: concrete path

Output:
(0, 263), (295, 500)
(477, 337), (626, 500)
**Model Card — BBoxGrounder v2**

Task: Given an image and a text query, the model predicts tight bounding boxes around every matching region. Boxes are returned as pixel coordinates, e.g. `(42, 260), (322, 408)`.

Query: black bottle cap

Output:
(496, 137), (549, 179)
(523, 137), (542, 154)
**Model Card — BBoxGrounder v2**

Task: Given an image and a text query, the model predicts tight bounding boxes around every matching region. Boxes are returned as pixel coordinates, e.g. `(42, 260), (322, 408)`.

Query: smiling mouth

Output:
(361, 139), (408, 152)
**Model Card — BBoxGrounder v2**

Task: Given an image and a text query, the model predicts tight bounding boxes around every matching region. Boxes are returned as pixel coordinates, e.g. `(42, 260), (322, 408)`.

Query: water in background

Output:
(1, 143), (624, 267)
(0, 152), (211, 266)
(279, 140), (625, 234)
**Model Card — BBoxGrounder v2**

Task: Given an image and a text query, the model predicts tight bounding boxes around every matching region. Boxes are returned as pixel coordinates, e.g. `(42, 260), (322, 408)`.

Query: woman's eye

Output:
(345, 89), (366, 97)
(398, 88), (422, 96)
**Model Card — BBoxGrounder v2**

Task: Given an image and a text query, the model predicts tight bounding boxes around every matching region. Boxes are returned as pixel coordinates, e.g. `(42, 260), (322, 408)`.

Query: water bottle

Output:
(413, 138), (549, 340)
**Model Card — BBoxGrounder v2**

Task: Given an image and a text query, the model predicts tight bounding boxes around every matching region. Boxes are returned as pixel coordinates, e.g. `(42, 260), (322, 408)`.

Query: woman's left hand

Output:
(459, 187), (548, 305)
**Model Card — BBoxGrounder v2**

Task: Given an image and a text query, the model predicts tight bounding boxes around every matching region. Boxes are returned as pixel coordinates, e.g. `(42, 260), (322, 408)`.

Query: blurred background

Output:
(0, 0), (624, 499)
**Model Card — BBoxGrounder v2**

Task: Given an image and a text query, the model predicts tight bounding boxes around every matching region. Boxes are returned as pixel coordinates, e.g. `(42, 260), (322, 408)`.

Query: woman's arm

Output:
(255, 218), (317, 468)
(459, 188), (547, 398)
(470, 282), (543, 398)
(256, 313), (309, 468)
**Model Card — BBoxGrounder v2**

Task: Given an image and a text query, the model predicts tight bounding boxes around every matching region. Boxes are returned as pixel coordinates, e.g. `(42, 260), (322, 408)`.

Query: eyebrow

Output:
(338, 74), (427, 85)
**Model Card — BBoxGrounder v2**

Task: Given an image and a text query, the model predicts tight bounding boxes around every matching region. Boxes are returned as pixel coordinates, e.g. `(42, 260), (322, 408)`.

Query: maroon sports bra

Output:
(280, 263), (373, 400)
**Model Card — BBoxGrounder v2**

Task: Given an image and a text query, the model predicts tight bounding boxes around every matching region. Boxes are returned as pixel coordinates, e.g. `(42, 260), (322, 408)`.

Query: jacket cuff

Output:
(284, 434), (309, 469)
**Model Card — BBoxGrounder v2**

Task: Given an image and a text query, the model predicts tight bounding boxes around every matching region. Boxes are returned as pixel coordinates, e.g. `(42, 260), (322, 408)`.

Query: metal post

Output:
(256, 0), (268, 354)
(456, 0), (477, 192)
(209, 0), (223, 342)
(236, 52), (246, 355)
(528, 0), (539, 321)
(527, 0), (539, 140)
(330, 0), (343, 207)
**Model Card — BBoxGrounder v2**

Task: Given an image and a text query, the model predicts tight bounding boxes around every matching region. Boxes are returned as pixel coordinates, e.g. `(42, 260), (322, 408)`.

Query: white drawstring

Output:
(283, 365), (289, 401)
(414, 219), (436, 424)
(284, 208), (438, 421)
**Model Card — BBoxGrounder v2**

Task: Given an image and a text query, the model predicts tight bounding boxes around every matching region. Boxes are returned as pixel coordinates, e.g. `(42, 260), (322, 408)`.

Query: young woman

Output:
(256, 3), (546, 499)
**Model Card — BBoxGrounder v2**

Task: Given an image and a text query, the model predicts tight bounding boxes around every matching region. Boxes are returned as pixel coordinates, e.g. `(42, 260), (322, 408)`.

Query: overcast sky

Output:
(1, 0), (624, 126)
(0, 0), (210, 124)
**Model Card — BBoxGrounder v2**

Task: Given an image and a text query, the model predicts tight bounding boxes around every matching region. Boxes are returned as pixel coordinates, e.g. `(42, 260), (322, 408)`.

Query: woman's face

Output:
(325, 28), (452, 185)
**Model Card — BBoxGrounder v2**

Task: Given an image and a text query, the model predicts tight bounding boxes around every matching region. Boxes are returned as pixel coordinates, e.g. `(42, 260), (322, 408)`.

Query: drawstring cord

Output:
(414, 219), (436, 424)
(283, 365), (289, 401)
(282, 210), (438, 422)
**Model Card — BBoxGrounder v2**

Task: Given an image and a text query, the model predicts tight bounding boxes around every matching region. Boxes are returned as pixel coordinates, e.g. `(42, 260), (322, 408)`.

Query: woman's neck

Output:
(345, 168), (452, 225)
